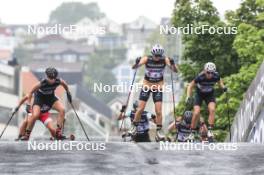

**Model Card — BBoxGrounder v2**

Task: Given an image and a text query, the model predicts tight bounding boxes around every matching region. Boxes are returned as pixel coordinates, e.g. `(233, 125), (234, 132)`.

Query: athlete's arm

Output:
(218, 79), (225, 89)
(118, 111), (130, 120)
(187, 80), (196, 98)
(132, 56), (148, 69)
(168, 117), (182, 131)
(27, 82), (41, 104)
(61, 79), (73, 103)
(60, 79), (70, 92)
(165, 57), (178, 72)
(18, 96), (29, 108)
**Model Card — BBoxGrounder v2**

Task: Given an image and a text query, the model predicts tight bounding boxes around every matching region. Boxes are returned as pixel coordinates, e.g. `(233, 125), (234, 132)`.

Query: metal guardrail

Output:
(229, 61), (264, 142)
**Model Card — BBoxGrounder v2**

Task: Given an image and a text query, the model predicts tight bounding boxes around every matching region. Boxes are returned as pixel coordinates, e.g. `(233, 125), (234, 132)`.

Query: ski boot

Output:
(155, 126), (165, 142)
(15, 135), (23, 141)
(20, 130), (31, 141)
(128, 123), (137, 136)
(55, 127), (66, 140)
(207, 129), (214, 143)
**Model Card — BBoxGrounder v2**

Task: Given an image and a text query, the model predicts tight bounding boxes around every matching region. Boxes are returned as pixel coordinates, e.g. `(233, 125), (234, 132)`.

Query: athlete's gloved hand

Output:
(185, 97), (193, 105)
(169, 58), (175, 65)
(120, 105), (127, 113)
(132, 57), (141, 69)
(66, 91), (72, 103)
(223, 86), (228, 92)
(135, 57), (141, 65)
(25, 104), (31, 113)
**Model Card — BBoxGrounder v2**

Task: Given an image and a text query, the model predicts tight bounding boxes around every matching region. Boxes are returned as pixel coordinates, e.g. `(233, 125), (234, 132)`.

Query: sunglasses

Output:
(154, 54), (162, 57)
(206, 71), (214, 75)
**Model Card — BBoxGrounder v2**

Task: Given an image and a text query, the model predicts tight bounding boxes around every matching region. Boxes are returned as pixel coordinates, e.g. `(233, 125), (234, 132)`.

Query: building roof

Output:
(42, 43), (94, 55)
(33, 71), (83, 85)
(27, 61), (83, 72)
(0, 27), (12, 36)
(34, 34), (72, 44)
(124, 16), (157, 30)
(76, 85), (113, 118)
(0, 49), (12, 61)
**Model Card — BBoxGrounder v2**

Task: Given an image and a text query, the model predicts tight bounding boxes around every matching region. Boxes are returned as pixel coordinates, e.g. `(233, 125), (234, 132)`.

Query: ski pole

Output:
(225, 92), (231, 142)
(69, 102), (90, 141)
(0, 109), (18, 139)
(119, 68), (138, 131)
(170, 70), (177, 128)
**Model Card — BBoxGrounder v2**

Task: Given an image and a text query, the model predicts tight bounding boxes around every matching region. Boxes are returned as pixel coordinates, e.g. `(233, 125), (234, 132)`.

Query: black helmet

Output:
(133, 101), (138, 110)
(45, 67), (58, 79)
(183, 111), (193, 124)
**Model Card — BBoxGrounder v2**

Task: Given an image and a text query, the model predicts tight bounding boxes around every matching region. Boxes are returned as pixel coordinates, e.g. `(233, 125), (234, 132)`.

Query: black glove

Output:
(120, 105), (127, 113)
(135, 57), (141, 65)
(223, 86), (228, 92)
(25, 104), (31, 113)
(169, 58), (175, 65)
(66, 91), (72, 103)
(185, 97), (193, 105)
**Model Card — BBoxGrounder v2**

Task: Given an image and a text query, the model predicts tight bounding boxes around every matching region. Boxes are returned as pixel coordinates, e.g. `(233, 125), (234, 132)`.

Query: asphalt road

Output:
(0, 141), (263, 175)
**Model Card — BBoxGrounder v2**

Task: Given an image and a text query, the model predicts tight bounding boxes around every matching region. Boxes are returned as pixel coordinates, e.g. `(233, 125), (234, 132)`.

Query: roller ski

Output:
(155, 128), (166, 142)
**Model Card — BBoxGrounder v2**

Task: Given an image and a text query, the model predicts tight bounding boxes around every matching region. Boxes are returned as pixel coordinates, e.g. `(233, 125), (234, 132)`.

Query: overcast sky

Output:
(0, 0), (242, 24)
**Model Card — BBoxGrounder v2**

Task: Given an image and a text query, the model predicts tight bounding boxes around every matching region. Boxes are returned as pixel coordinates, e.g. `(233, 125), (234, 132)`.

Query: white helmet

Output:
(151, 44), (164, 56)
(204, 62), (216, 72)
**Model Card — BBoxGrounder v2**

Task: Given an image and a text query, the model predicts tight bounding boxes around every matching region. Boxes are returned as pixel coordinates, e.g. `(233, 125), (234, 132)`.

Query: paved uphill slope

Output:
(0, 142), (263, 175)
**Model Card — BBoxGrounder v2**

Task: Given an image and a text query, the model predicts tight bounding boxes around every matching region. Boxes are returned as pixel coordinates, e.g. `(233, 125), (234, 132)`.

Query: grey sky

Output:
(0, 0), (242, 24)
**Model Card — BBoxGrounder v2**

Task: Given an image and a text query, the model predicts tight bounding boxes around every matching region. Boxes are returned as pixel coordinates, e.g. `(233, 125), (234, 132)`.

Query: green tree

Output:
(172, 0), (264, 141)
(172, 0), (240, 82)
(49, 2), (105, 24)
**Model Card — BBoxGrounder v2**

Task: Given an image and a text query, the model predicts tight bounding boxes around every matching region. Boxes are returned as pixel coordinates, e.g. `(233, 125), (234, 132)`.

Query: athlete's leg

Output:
(134, 100), (147, 122)
(191, 93), (202, 129)
(21, 106), (40, 140)
(52, 100), (65, 128)
(154, 101), (162, 125)
(19, 118), (27, 136)
(153, 91), (163, 125)
(208, 102), (216, 127)
(191, 105), (201, 129)
(46, 121), (56, 138)
(133, 89), (150, 122)
(26, 105), (40, 132)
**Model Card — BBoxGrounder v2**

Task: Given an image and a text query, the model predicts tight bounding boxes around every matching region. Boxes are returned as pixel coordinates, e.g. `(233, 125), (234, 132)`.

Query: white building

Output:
(112, 61), (137, 92)
(64, 17), (122, 46)
(123, 16), (157, 47)
(0, 63), (20, 138)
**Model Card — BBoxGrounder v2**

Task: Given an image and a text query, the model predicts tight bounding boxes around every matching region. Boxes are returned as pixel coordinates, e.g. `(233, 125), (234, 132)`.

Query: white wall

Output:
(0, 64), (15, 89)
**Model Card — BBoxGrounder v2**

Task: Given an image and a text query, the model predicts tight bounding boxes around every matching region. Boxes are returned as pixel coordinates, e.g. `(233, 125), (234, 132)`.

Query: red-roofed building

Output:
(0, 49), (12, 62)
